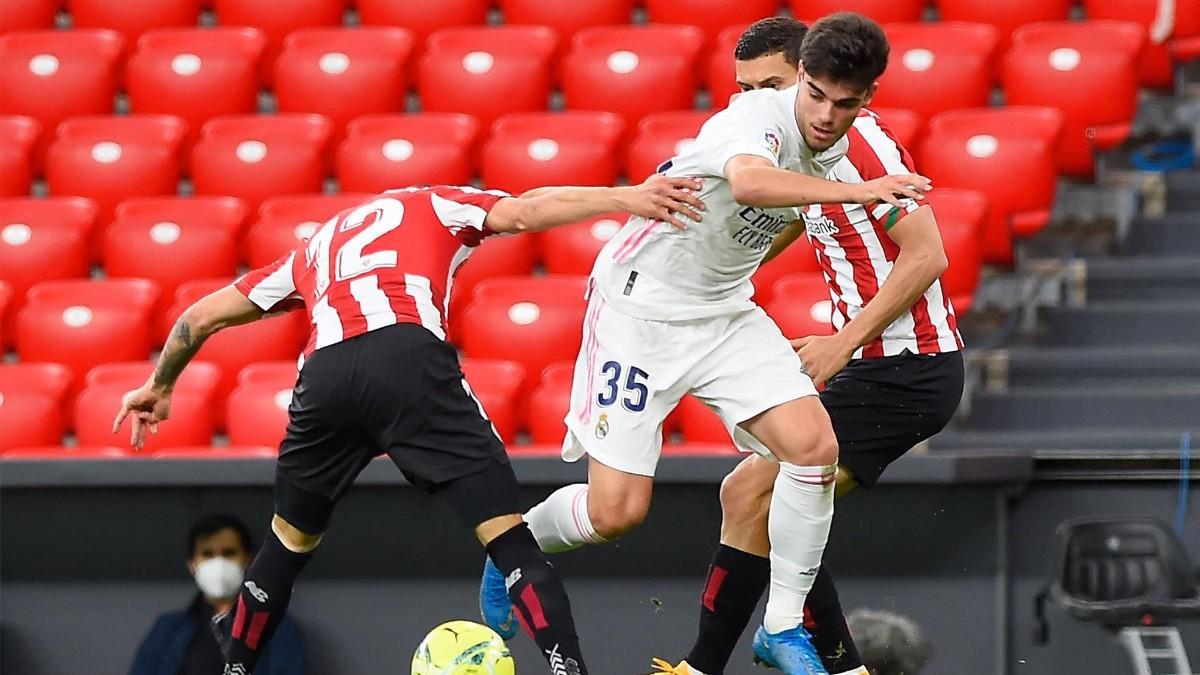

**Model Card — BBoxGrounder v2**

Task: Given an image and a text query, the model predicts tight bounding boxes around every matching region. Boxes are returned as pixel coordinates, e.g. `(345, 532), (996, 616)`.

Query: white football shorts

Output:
(561, 291), (818, 477)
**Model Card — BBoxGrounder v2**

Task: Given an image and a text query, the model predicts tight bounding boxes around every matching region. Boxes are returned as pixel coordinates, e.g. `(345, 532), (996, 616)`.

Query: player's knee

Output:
(719, 468), (772, 524)
(775, 425), (839, 467)
(272, 514), (324, 554)
(587, 495), (649, 540)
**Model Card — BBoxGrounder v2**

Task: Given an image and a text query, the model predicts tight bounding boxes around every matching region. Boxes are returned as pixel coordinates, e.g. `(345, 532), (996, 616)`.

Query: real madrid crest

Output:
(595, 414), (610, 439)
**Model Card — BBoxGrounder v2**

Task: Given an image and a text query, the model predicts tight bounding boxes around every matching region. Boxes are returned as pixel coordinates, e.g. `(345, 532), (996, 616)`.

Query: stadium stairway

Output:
(932, 169), (1199, 457)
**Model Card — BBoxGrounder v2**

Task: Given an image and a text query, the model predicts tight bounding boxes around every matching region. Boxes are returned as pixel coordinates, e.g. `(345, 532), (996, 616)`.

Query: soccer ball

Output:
(411, 620), (515, 675)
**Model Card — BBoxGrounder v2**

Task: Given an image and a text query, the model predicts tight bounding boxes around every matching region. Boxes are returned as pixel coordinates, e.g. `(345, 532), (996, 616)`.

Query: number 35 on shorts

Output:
(597, 361), (649, 413)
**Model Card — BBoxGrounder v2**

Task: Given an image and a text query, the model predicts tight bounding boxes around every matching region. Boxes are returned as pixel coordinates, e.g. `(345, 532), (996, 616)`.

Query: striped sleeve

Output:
(234, 252), (301, 311)
(428, 185), (511, 246)
(848, 112), (922, 224)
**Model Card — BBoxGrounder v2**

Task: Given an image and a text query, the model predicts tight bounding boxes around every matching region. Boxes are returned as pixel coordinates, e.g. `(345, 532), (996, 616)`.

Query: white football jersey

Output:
(591, 85), (848, 320)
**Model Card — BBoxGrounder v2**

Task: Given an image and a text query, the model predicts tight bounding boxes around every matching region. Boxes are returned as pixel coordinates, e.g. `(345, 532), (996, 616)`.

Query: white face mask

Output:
(194, 557), (244, 600)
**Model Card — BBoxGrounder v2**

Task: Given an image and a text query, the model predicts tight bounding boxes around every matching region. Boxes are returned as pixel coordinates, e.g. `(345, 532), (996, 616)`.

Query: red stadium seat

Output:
(766, 272), (835, 339)
(336, 113), (481, 193)
(460, 358), (526, 444)
(17, 279), (160, 388)
(625, 110), (714, 183)
(275, 28), (414, 141)
(153, 445), (276, 458)
(506, 443), (564, 457)
(85, 360), (221, 394)
(103, 202), (241, 312)
(358, 0), (488, 54)
(920, 107), (1064, 264)
(419, 27), (558, 130)
(480, 111), (625, 194)
(458, 276), (588, 385)
(677, 394), (728, 444)
(1003, 22), (1144, 178)
(225, 381), (292, 448)
(447, 233), (539, 343)
(0, 115), (39, 194)
(662, 441), (738, 457)
(70, 0), (201, 44)
(560, 25), (705, 130)
(539, 212), (628, 275)
(924, 188), (986, 314)
(0, 0), (58, 33)
(244, 193), (370, 268)
(191, 114), (334, 213)
(0, 197), (98, 305)
(0, 30), (123, 165)
(645, 0), (777, 48)
(0, 362), (73, 406)
(751, 235), (820, 307)
(236, 361), (299, 389)
(125, 28), (266, 147)
(0, 280), (10, 348)
(1084, 0), (1200, 88)
(501, 0), (634, 42)
(707, 24), (750, 108)
(213, 0), (346, 84)
(868, 107), (923, 150)
(78, 376), (217, 451)
(874, 23), (999, 128)
(789, 0), (924, 24)
(1, 445), (133, 459)
(164, 278), (307, 404)
(0, 390), (66, 451)
(111, 195), (247, 239)
(527, 361), (574, 445)
(46, 115), (186, 222)
(938, 0), (1071, 52)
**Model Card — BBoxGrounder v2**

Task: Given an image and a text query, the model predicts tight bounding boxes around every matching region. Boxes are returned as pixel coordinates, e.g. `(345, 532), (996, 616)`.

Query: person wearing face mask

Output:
(130, 514), (307, 675)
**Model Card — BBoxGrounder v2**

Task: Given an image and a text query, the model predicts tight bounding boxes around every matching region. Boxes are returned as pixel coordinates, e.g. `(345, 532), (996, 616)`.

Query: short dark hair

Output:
(799, 12), (890, 90)
(187, 513), (254, 557)
(735, 17), (808, 67)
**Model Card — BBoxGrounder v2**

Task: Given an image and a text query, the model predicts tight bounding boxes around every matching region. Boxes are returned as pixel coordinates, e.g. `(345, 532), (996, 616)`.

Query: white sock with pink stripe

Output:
(523, 483), (607, 554)
(763, 462), (836, 634)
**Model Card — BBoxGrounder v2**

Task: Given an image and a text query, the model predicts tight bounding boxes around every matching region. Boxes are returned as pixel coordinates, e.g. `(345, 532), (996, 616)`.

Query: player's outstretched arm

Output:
(486, 174), (706, 234)
(725, 155), (931, 210)
(112, 286), (266, 448)
(793, 205), (948, 384)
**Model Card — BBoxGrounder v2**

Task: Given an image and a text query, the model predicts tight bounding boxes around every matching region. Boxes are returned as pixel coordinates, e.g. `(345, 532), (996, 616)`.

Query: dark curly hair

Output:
(799, 12), (890, 90)
(735, 17), (808, 67)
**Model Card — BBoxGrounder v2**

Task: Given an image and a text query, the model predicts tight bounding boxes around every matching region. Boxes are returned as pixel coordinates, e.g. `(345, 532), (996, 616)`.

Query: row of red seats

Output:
(0, 358), (744, 452)
(3, 0), (1195, 87)
(0, 20), (1159, 185)
(0, 443), (738, 459)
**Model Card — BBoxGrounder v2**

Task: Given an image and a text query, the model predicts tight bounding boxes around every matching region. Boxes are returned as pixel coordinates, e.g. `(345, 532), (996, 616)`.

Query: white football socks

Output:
(763, 462), (836, 634)
(523, 483), (607, 554)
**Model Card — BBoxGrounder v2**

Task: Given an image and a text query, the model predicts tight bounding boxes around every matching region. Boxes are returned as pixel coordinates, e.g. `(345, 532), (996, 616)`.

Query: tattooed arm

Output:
(114, 286), (270, 448)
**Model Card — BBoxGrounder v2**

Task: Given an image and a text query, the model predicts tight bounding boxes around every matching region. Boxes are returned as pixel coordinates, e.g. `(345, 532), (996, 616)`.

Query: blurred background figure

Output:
(129, 513), (307, 675)
(846, 608), (933, 675)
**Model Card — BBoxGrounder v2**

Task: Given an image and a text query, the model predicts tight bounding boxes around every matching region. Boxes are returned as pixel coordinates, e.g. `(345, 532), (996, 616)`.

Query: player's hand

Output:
(853, 174), (932, 209)
(791, 334), (855, 387)
(112, 385), (172, 450)
(618, 174), (707, 230)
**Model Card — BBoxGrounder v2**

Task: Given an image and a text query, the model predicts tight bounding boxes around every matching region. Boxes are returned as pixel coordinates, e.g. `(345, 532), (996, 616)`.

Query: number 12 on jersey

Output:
(597, 361), (649, 412)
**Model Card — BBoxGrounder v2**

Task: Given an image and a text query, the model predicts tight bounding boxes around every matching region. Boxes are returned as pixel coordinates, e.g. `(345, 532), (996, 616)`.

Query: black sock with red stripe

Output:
(222, 529), (313, 673)
(805, 566), (863, 672)
(486, 523), (588, 675)
(685, 544), (771, 675)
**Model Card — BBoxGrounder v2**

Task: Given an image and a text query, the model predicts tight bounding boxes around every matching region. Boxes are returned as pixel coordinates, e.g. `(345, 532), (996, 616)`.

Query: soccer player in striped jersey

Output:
(111, 176), (706, 675)
(653, 16), (965, 675)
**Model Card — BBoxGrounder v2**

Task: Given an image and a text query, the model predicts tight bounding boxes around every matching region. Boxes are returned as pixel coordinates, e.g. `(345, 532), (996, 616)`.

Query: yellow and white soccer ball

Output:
(411, 620), (515, 675)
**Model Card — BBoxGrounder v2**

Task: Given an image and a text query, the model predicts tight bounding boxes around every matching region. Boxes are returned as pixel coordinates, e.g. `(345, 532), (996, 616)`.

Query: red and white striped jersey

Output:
(799, 109), (963, 358)
(235, 185), (508, 358)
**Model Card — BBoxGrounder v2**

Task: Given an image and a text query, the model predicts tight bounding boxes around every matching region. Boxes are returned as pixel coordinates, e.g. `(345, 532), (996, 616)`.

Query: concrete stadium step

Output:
(1037, 301), (1200, 346)
(1123, 214), (1200, 255)
(990, 345), (1200, 386)
(967, 382), (1200, 430)
(930, 428), (1189, 453)
(1083, 256), (1200, 301)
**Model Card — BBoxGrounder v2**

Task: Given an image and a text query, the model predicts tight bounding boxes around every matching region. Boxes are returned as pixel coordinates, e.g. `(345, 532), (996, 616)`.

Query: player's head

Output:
(734, 17), (807, 93)
(795, 12), (890, 151)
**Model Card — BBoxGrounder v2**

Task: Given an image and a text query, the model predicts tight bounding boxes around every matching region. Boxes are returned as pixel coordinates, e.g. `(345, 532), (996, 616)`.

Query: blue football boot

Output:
(751, 625), (829, 674)
(479, 556), (518, 639)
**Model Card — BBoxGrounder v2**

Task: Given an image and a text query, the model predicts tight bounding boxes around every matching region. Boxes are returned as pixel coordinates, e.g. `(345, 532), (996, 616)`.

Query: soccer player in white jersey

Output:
(480, 13), (931, 673)
(653, 17), (965, 675)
